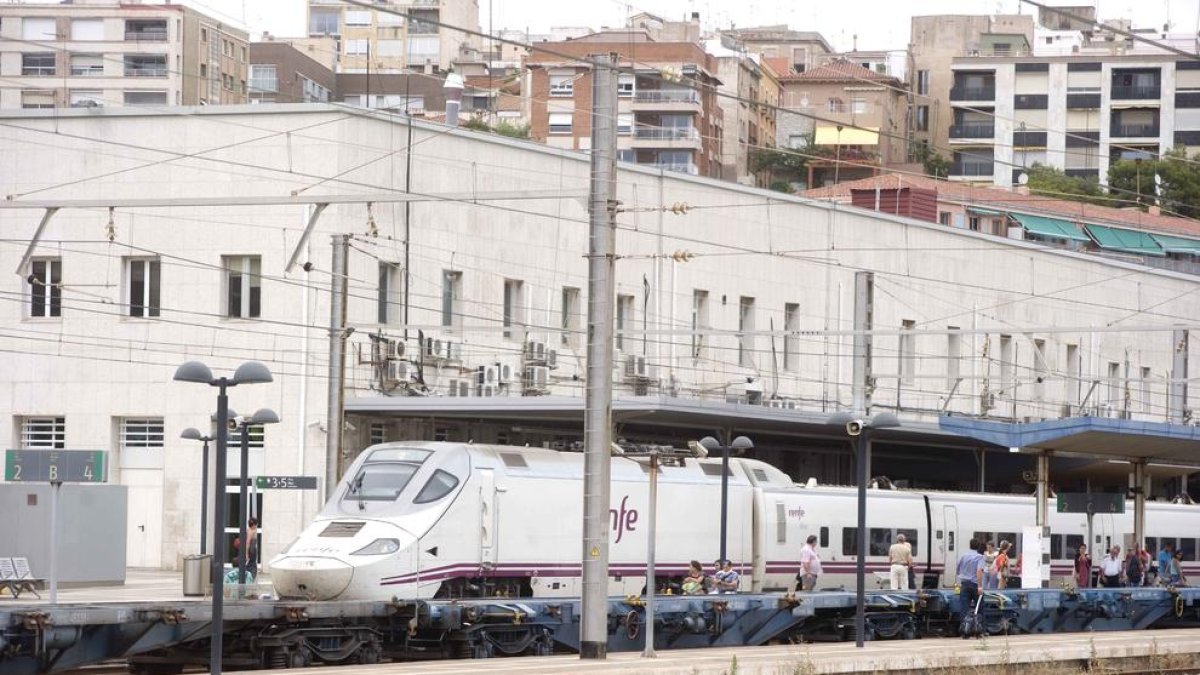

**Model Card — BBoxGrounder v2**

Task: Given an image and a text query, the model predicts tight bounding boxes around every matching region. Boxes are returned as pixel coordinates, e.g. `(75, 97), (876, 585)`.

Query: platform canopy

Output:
(939, 416), (1200, 467)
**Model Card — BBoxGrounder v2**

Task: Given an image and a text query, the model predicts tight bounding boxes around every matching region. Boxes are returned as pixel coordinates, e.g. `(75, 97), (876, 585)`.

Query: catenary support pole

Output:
(851, 271), (874, 414)
(325, 234), (350, 500)
(854, 432), (869, 648)
(643, 451), (658, 658)
(211, 382), (230, 675)
(1133, 461), (1146, 553)
(200, 439), (209, 556)
(1170, 329), (1189, 424)
(237, 424), (250, 586)
(1035, 450), (1050, 588)
(580, 51), (619, 661)
(49, 480), (61, 604)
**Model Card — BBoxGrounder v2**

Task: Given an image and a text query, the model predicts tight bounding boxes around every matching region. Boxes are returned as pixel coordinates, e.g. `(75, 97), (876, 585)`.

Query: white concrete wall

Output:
(0, 104), (1196, 568)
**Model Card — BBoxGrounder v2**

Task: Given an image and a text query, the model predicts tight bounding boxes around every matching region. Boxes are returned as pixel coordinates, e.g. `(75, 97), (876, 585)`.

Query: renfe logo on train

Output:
(609, 496), (638, 543)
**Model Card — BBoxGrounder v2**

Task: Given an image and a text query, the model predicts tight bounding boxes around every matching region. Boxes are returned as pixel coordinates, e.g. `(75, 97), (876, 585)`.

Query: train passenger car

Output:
(271, 442), (1200, 601)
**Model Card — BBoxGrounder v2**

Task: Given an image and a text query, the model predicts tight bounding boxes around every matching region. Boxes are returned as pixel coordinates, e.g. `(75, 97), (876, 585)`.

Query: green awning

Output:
(1150, 233), (1200, 255)
(1008, 213), (1090, 242)
(968, 207), (1004, 216)
(1085, 224), (1166, 257)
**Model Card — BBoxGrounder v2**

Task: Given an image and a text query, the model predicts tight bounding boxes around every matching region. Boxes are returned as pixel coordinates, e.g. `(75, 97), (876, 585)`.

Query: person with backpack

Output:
(1126, 544), (1145, 587)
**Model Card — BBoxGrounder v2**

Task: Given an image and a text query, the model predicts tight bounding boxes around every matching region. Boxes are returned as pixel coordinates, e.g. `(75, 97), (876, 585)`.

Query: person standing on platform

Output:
(888, 533), (913, 590)
(982, 541), (999, 589)
(1127, 543), (1146, 587)
(1075, 544), (1092, 588)
(797, 535), (822, 592)
(1099, 545), (1124, 587)
(995, 540), (1012, 589)
(1157, 543), (1175, 585)
(957, 538), (985, 612)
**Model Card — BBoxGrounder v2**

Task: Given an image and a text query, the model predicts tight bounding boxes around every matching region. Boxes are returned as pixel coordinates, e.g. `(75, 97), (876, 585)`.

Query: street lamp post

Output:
(699, 435), (754, 565)
(173, 361), (272, 675)
(179, 428), (213, 555)
(236, 409), (280, 586)
(829, 412), (900, 648)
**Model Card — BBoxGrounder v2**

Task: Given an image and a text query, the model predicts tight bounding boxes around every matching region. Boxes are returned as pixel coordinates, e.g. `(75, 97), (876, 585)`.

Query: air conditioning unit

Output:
(439, 341), (462, 362)
(625, 355), (652, 380)
(477, 365), (499, 386)
(389, 340), (405, 360)
(446, 379), (470, 397)
(524, 365), (550, 391)
(478, 383), (499, 397)
(980, 391), (996, 411)
(768, 398), (798, 410)
(546, 349), (558, 369)
(496, 363), (514, 383)
(431, 339), (445, 360)
(388, 360), (415, 383)
(744, 379), (764, 406)
(524, 340), (547, 363)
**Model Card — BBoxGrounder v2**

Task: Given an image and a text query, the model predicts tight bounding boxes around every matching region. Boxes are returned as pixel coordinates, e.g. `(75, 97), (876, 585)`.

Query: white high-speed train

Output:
(270, 442), (1200, 601)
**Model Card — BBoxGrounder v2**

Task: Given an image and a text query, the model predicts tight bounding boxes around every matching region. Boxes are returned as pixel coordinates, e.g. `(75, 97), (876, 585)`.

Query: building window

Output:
(22, 53), (56, 76)
(899, 319), (916, 385)
(692, 290), (709, 359)
(616, 294), (634, 351)
(125, 258), (160, 318)
(70, 18), (104, 41)
(344, 10), (371, 26)
(125, 19), (167, 41)
(119, 417), (164, 469)
(968, 216), (980, 231)
(851, 98), (867, 114)
(223, 255), (261, 319)
(548, 112), (573, 134)
(28, 258), (61, 318)
(1066, 344), (1081, 404)
(917, 70), (930, 96)
(69, 90), (103, 107)
(738, 296), (756, 368)
(21, 416), (66, 449)
(125, 54), (166, 77)
(345, 39), (369, 56)
(70, 54), (104, 76)
(200, 27), (208, 42)
(1033, 338), (1047, 401)
(309, 9), (340, 35)
(377, 261), (401, 324)
(549, 73), (574, 96)
(369, 422), (387, 445)
(916, 105), (929, 132)
(124, 91), (167, 105)
(23, 17), (57, 40)
(938, 211), (951, 226)
(561, 286), (581, 347)
(1140, 366), (1152, 414)
(783, 303), (800, 372)
(441, 270), (462, 329)
(1107, 361), (1121, 406)
(617, 113), (633, 135)
(617, 75), (635, 97)
(21, 90), (55, 109)
(502, 279), (524, 339)
(249, 64), (278, 93)
(947, 327), (961, 390)
(826, 97), (844, 113)
(999, 335), (1014, 396)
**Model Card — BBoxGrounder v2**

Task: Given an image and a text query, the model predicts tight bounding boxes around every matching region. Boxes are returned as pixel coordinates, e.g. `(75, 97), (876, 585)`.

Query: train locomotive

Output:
(270, 441), (1200, 601)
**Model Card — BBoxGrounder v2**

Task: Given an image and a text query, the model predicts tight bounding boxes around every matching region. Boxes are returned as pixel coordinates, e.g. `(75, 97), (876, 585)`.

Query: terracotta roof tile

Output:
(780, 59), (897, 83)
(801, 173), (1200, 238)
(761, 57), (792, 77)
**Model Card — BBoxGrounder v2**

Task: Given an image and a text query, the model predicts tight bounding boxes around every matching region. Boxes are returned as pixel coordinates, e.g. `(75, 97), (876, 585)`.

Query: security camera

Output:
(229, 415), (246, 429)
(846, 419), (865, 436)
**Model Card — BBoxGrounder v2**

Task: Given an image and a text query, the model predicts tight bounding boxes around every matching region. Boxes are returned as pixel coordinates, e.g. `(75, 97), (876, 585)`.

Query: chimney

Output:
(443, 72), (464, 127)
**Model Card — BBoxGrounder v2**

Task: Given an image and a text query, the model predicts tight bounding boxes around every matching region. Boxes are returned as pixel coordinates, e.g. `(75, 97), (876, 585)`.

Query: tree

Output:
(1108, 147), (1200, 218)
(750, 145), (809, 189)
(493, 120), (530, 139)
(1025, 164), (1108, 205)
(910, 141), (950, 179)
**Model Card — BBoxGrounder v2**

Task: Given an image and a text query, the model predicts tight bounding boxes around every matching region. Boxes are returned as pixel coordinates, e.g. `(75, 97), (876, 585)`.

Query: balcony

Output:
(1177, 92), (1200, 109)
(1065, 168), (1099, 179)
(1065, 131), (1100, 147)
(949, 86), (995, 102)
(1013, 131), (1047, 147)
(1014, 94), (1048, 110)
(950, 162), (994, 178)
(1111, 84), (1161, 100)
(1110, 123), (1159, 138)
(647, 161), (699, 175)
(632, 126), (702, 149)
(631, 90), (701, 112)
(949, 122), (995, 140)
(124, 21), (168, 42)
(1066, 92), (1100, 109)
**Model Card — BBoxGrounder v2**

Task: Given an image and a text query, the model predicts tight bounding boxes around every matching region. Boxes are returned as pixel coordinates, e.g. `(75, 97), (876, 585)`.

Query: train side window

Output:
(897, 528), (918, 552)
(1050, 534), (1064, 559)
(1065, 535), (1083, 556)
(842, 528), (856, 556)
(820, 526), (829, 548)
(775, 502), (787, 544)
(413, 469), (460, 504)
(869, 528), (892, 556)
(972, 531), (993, 547)
(998, 532), (1017, 549)
(948, 532), (954, 551)
(1181, 538), (1197, 561)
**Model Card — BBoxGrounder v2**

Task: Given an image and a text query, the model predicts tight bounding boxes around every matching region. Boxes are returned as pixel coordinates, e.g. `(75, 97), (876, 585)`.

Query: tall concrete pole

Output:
(326, 234), (350, 500)
(851, 271), (874, 415)
(580, 52), (619, 661)
(1170, 329), (1189, 424)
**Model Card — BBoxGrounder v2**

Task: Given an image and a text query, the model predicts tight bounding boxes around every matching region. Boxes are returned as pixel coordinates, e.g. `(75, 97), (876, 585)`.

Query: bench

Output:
(0, 557), (43, 599)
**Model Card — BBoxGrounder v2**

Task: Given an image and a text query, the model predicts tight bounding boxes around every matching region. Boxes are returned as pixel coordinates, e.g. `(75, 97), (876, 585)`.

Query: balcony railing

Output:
(633, 90), (699, 104)
(1111, 84), (1160, 100)
(949, 85), (995, 101)
(70, 65), (104, 76)
(650, 161), (699, 175)
(634, 126), (700, 141)
(1111, 123), (1159, 138)
(22, 66), (55, 76)
(951, 162), (994, 177)
(125, 66), (167, 78)
(125, 30), (167, 42)
(1066, 93), (1101, 109)
(949, 122), (995, 139)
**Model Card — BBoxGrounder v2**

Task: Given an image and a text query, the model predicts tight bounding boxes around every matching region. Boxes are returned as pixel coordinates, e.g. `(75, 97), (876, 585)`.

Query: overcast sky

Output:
(190, 0), (1197, 52)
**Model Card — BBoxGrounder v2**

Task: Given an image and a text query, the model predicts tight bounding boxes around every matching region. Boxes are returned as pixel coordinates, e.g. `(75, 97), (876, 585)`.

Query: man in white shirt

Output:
(888, 533), (913, 590)
(1099, 545), (1124, 587)
(798, 535), (823, 592)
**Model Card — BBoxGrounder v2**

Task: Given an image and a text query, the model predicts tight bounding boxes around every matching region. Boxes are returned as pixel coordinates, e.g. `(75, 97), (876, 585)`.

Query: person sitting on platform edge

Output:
(682, 560), (706, 595)
(1099, 545), (1124, 588)
(713, 559), (739, 593)
(798, 534), (822, 592)
(888, 533), (913, 590)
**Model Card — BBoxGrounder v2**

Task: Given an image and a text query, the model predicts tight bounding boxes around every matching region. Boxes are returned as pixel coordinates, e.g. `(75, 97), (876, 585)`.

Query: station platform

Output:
(238, 629), (1200, 675)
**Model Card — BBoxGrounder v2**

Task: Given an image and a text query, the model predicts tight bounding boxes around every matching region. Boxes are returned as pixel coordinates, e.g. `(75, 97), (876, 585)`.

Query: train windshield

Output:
(345, 448), (432, 502)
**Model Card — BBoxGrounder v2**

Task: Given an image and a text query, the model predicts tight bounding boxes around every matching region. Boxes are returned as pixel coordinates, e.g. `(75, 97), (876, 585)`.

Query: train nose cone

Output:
(271, 557), (354, 600)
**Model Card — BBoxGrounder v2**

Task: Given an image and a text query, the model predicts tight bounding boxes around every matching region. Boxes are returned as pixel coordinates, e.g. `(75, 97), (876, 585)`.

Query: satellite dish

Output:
(1017, 172), (1029, 185)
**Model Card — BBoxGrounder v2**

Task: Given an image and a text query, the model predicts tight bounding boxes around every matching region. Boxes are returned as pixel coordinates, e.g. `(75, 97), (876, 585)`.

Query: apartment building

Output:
(945, 55), (1200, 186)
(718, 26), (833, 74)
(306, 0), (479, 74)
(0, 1), (248, 109)
(707, 39), (780, 185)
(248, 41), (335, 104)
(525, 33), (723, 178)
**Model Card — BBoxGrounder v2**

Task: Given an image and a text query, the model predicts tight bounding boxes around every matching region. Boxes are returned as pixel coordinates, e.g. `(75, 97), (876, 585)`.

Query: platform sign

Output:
(1056, 492), (1125, 514)
(4, 450), (106, 483)
(255, 475), (318, 490)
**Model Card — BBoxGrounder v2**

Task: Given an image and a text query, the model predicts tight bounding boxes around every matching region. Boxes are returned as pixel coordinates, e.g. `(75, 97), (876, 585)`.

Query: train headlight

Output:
(352, 538), (401, 556)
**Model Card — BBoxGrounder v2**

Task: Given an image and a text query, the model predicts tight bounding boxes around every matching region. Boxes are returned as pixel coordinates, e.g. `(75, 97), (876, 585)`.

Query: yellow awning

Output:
(814, 126), (879, 145)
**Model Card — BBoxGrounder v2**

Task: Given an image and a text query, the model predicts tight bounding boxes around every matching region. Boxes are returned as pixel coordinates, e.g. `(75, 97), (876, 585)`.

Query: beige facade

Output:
(0, 1), (248, 109)
(306, 0), (479, 74)
(718, 26), (833, 74)
(709, 45), (781, 186)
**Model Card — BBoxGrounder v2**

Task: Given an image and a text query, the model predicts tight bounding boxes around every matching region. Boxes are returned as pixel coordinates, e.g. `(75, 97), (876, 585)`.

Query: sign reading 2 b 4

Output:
(4, 450), (107, 483)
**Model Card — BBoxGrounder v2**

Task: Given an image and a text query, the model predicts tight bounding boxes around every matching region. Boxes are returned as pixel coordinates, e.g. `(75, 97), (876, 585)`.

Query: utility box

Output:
(0, 483), (127, 586)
